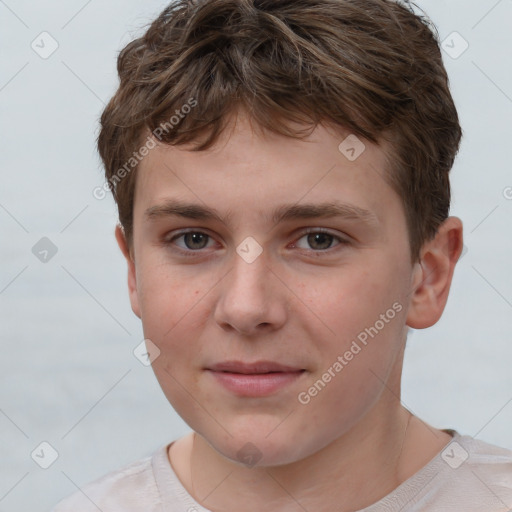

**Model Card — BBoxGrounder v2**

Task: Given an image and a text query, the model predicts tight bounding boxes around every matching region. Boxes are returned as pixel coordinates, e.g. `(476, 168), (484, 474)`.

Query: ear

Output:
(406, 216), (463, 329)
(115, 224), (141, 319)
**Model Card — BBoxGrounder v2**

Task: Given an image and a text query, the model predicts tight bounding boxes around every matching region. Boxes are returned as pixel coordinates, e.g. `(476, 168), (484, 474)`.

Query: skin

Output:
(116, 109), (463, 512)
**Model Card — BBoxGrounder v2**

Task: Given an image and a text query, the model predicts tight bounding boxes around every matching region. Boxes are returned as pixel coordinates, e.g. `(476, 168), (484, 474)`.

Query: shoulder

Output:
(461, 434), (512, 481)
(51, 449), (163, 512)
(439, 434), (512, 508)
(371, 432), (512, 512)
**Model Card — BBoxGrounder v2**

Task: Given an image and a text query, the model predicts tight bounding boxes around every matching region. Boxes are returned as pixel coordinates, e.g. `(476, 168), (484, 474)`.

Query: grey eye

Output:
(182, 232), (210, 250)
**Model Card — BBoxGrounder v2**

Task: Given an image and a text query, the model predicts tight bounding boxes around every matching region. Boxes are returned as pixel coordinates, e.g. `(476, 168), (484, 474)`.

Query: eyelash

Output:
(291, 228), (349, 253)
(163, 228), (349, 258)
(164, 230), (217, 258)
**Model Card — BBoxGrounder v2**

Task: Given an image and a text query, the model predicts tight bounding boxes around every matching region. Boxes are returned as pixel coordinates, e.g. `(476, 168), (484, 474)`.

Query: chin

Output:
(198, 421), (326, 468)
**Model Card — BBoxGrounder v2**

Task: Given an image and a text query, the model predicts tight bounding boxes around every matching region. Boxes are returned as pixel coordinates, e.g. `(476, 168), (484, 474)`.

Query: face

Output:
(122, 111), (420, 467)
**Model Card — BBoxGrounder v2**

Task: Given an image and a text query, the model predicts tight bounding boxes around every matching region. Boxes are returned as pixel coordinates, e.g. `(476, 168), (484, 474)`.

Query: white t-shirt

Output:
(51, 430), (512, 511)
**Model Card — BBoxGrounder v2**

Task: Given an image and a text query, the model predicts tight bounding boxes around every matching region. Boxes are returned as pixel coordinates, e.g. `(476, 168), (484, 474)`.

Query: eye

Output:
(293, 229), (346, 251)
(168, 231), (216, 251)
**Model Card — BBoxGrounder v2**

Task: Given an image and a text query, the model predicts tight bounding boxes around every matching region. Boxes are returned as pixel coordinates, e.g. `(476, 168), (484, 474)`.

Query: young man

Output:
(53, 0), (512, 510)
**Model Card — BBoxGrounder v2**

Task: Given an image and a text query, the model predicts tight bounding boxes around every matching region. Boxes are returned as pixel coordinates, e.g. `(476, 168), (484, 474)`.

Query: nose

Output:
(213, 250), (288, 336)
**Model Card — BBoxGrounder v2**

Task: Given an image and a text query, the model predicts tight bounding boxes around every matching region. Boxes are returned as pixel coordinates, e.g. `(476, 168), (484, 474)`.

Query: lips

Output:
(206, 360), (306, 397)
(207, 360), (304, 374)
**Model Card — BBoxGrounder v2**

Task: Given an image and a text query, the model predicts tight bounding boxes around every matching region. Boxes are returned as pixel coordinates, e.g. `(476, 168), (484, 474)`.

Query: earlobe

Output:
(115, 224), (141, 319)
(406, 217), (463, 329)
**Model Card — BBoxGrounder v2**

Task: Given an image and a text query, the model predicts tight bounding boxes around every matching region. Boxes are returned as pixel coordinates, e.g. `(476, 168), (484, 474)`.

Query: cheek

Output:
(297, 261), (408, 391)
(135, 262), (212, 356)
(300, 263), (403, 338)
(138, 266), (213, 420)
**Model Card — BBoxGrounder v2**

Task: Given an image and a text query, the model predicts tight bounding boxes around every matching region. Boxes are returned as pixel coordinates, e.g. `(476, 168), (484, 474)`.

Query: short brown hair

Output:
(97, 0), (462, 262)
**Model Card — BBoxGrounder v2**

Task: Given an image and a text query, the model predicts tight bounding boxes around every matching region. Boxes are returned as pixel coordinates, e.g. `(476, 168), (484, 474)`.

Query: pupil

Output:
(308, 233), (332, 250)
(185, 232), (208, 249)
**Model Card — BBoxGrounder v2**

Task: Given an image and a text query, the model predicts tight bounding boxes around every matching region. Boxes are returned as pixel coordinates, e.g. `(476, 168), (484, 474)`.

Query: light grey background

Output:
(0, 1), (511, 510)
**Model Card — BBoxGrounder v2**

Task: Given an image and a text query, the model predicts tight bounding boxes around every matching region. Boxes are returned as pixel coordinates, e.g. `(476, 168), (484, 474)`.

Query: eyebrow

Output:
(145, 200), (228, 224)
(271, 202), (378, 226)
(144, 199), (379, 227)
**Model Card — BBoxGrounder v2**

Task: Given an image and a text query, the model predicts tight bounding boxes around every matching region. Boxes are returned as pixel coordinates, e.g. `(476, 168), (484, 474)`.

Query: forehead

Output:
(134, 115), (399, 228)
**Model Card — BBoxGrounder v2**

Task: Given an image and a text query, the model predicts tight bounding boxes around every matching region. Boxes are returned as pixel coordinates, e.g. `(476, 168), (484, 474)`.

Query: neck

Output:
(186, 404), (439, 512)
